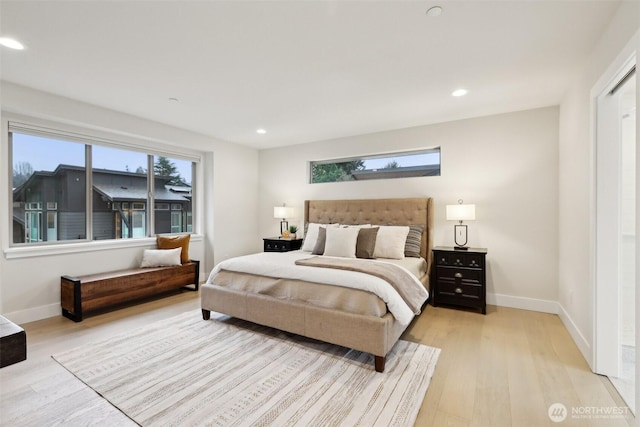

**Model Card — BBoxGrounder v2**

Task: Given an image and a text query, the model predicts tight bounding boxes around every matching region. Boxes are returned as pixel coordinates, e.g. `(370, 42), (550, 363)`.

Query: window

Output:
(171, 211), (182, 233)
(11, 132), (86, 244)
(154, 156), (192, 235)
(9, 122), (197, 246)
(310, 148), (440, 183)
(93, 145), (147, 240)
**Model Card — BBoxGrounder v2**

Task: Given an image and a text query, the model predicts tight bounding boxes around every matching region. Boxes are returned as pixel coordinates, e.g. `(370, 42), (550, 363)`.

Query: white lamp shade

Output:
(274, 206), (293, 219)
(446, 204), (476, 221)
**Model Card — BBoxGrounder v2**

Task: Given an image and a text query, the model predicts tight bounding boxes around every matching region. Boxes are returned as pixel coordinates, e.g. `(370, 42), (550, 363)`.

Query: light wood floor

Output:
(0, 291), (635, 427)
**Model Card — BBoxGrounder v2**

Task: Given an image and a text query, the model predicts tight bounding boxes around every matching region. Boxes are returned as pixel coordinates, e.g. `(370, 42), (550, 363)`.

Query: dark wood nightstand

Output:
(263, 237), (303, 252)
(432, 246), (487, 314)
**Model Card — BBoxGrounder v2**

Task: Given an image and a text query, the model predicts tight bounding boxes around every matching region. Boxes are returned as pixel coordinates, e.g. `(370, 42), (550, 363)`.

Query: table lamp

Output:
(273, 205), (293, 237)
(446, 199), (476, 250)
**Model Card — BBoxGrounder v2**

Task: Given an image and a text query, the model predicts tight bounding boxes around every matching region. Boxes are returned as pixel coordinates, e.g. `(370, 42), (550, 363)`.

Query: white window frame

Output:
(310, 147), (441, 184)
(3, 113), (204, 259)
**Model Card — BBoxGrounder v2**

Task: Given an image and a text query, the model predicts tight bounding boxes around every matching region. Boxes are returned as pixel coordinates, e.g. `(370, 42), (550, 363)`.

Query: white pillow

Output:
(302, 223), (339, 252)
(140, 248), (182, 268)
(373, 226), (410, 259)
(323, 226), (360, 258)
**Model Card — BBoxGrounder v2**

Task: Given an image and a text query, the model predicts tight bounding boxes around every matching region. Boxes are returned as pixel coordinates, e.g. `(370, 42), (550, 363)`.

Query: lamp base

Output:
(453, 224), (469, 248)
(454, 246), (469, 251)
(280, 220), (289, 237)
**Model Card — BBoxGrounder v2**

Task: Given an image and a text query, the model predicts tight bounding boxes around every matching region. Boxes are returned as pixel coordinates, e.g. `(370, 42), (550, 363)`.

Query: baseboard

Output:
(487, 292), (559, 314)
(2, 303), (61, 325)
(557, 302), (593, 369)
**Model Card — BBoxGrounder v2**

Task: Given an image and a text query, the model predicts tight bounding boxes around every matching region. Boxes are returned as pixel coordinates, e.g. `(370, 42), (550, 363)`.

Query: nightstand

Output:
(263, 237), (303, 252)
(432, 246), (487, 314)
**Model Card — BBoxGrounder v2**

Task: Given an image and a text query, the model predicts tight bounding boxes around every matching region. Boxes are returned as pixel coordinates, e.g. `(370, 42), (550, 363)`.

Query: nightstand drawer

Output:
(436, 281), (482, 299)
(435, 252), (484, 269)
(436, 266), (483, 285)
(263, 238), (303, 252)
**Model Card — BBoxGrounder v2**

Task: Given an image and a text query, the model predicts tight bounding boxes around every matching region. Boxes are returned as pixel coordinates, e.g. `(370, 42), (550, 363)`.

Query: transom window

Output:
(310, 148), (440, 183)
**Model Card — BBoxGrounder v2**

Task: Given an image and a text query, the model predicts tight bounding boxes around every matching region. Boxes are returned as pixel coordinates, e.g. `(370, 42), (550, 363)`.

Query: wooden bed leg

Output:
(374, 356), (386, 373)
(202, 309), (211, 320)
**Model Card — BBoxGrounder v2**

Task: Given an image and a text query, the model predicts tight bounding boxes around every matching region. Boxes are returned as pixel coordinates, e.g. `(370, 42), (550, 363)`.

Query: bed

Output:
(201, 197), (434, 372)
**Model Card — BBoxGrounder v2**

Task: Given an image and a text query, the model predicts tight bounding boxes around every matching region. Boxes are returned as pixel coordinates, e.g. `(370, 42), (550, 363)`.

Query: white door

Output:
(594, 63), (636, 412)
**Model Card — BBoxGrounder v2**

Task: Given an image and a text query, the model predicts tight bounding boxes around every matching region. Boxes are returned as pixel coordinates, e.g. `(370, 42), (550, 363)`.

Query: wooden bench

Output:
(0, 315), (27, 368)
(61, 260), (199, 322)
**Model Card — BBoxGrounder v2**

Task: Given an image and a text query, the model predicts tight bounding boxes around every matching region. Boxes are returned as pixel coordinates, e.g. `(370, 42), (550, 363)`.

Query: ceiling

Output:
(0, 1), (620, 149)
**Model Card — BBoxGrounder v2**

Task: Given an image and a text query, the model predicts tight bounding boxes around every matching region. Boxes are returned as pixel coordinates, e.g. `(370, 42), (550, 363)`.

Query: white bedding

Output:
(206, 251), (428, 326)
(373, 256), (428, 280)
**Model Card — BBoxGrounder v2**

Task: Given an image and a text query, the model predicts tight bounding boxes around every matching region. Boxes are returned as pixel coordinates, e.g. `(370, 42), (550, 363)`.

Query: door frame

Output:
(591, 51), (636, 376)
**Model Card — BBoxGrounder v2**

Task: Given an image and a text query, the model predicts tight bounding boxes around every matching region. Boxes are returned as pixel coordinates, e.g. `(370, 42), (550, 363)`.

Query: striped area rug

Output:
(53, 310), (440, 427)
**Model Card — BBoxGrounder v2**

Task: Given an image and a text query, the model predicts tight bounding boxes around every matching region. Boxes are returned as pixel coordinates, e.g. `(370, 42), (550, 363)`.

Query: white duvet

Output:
(206, 251), (428, 326)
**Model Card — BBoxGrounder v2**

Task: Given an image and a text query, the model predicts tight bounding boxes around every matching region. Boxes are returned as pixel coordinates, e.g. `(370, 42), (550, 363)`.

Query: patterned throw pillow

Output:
(404, 225), (423, 258)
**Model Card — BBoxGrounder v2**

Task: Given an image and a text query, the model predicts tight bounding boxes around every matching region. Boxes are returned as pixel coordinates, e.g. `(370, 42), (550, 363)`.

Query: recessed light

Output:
(256, 129), (266, 134)
(426, 6), (442, 17)
(0, 37), (25, 50)
(451, 89), (468, 97)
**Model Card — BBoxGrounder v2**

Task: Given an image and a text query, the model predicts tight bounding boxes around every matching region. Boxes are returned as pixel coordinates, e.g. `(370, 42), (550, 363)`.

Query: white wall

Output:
(259, 107), (559, 312)
(0, 82), (259, 323)
(558, 1), (640, 367)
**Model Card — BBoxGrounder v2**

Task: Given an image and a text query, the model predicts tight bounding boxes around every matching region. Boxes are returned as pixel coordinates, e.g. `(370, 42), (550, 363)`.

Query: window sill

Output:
(3, 234), (204, 260)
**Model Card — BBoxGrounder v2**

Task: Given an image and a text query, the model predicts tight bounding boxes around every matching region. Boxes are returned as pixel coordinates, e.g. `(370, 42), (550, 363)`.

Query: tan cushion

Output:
(157, 234), (190, 264)
(356, 227), (379, 259)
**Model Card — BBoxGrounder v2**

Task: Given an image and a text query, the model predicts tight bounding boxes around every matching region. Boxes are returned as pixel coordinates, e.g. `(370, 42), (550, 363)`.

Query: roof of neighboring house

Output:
(13, 164), (192, 203)
(351, 165), (440, 180)
(93, 184), (189, 202)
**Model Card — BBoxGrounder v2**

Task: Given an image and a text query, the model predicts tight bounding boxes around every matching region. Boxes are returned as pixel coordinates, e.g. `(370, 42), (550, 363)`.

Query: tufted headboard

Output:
(304, 198), (434, 269)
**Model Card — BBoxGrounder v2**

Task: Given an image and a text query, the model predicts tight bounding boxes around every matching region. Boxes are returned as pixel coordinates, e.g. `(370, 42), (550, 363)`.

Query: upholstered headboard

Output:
(304, 198), (434, 267)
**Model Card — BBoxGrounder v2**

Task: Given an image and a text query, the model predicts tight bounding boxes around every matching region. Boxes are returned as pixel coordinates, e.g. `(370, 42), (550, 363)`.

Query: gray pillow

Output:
(404, 225), (423, 258)
(312, 227), (327, 255)
(356, 227), (379, 259)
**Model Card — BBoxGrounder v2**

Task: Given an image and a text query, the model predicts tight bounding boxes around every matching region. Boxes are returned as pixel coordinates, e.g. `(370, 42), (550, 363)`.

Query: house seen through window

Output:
(310, 148), (440, 183)
(10, 128), (194, 245)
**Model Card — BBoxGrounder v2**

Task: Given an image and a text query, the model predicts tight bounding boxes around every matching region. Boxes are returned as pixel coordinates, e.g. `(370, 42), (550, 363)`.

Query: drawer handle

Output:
(455, 287), (463, 294)
(454, 273), (462, 278)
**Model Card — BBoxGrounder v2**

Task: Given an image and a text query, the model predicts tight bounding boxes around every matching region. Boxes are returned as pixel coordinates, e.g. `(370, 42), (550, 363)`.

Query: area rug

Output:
(52, 310), (440, 426)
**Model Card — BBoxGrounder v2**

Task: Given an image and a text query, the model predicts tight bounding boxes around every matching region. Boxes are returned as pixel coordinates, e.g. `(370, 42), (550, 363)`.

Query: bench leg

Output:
(374, 355), (385, 373)
(62, 308), (82, 322)
(202, 309), (211, 320)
